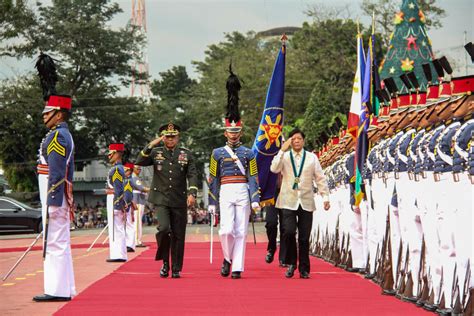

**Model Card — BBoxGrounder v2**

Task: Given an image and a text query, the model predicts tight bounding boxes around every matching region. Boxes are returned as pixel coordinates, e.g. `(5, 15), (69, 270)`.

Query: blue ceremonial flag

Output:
(252, 43), (286, 206)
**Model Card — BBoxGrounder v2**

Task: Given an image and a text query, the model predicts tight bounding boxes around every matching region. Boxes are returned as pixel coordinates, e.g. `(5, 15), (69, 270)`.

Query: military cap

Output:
(159, 122), (181, 136)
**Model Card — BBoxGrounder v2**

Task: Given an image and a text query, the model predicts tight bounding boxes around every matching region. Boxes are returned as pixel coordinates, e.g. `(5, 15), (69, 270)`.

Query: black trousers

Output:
(281, 206), (313, 273)
(154, 205), (187, 272)
(264, 205), (285, 261)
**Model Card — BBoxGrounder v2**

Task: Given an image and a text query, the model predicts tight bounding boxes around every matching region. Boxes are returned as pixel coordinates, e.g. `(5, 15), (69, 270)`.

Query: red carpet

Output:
(56, 243), (432, 315)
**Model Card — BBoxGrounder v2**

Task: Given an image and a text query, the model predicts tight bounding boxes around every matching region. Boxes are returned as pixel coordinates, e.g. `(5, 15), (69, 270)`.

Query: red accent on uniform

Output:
(224, 118), (242, 128)
(47, 95), (72, 110)
(452, 75), (474, 95)
(439, 81), (452, 97)
(124, 162), (134, 170)
(109, 143), (125, 152)
(426, 84), (439, 100)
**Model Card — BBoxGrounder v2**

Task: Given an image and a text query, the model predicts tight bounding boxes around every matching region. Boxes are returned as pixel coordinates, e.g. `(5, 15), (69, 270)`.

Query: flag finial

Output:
(372, 11), (375, 34)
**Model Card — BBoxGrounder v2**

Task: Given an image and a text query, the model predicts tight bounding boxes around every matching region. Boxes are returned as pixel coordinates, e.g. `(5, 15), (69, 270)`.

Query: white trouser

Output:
(365, 180), (379, 274)
(39, 174), (76, 297)
(333, 186), (347, 253)
(417, 171), (441, 302)
(370, 177), (389, 273)
(433, 173), (457, 307)
(135, 204), (145, 245)
(107, 194), (127, 260)
(396, 172), (423, 296)
(219, 183), (250, 272)
(452, 173), (474, 294)
(350, 204), (365, 269)
(372, 175), (397, 282)
(125, 208), (136, 250)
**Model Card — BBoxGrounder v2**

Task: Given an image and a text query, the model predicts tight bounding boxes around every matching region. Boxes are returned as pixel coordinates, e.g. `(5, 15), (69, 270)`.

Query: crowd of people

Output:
(72, 202), (156, 229)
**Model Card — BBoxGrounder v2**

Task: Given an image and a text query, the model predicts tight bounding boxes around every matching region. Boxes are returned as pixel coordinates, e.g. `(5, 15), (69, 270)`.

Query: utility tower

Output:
(131, 0), (151, 98)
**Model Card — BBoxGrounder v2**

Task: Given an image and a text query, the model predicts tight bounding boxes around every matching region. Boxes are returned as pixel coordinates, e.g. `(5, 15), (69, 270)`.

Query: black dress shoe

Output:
(299, 271), (310, 279)
(364, 273), (376, 280)
(33, 294), (71, 302)
(382, 289), (396, 296)
(346, 267), (362, 273)
(422, 303), (438, 312)
(221, 259), (231, 277)
(285, 265), (296, 278)
(127, 247), (135, 252)
(279, 260), (288, 268)
(106, 258), (126, 263)
(265, 251), (275, 264)
(231, 271), (241, 279)
(435, 307), (452, 315)
(171, 271), (181, 278)
(160, 261), (170, 278)
(136, 243), (146, 248)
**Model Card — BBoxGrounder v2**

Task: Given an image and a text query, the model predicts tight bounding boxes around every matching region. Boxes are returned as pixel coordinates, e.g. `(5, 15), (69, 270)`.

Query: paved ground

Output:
(0, 223), (268, 316)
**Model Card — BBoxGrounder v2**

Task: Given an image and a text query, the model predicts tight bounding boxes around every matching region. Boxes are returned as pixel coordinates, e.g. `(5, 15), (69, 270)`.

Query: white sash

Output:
(224, 145), (246, 176)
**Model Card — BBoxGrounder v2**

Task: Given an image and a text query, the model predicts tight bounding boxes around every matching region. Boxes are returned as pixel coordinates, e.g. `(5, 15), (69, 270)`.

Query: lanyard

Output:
(290, 150), (306, 190)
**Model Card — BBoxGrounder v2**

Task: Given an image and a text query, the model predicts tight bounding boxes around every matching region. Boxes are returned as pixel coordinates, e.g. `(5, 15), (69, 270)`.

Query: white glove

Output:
(208, 205), (216, 214)
(251, 202), (261, 212)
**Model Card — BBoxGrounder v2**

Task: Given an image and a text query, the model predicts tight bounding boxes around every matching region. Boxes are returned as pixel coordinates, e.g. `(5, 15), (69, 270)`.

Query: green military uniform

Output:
(135, 123), (198, 275)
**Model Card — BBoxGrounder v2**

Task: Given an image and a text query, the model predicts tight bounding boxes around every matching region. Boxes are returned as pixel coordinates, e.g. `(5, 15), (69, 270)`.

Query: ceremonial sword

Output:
(3, 231), (43, 281)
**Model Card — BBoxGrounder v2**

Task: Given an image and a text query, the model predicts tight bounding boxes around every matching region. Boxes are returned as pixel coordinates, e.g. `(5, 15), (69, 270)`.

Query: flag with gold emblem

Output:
(252, 38), (286, 206)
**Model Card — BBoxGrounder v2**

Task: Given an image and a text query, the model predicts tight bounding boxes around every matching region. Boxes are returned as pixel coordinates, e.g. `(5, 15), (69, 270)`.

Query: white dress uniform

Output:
(107, 161), (127, 261)
(37, 121), (76, 298)
(208, 144), (260, 273)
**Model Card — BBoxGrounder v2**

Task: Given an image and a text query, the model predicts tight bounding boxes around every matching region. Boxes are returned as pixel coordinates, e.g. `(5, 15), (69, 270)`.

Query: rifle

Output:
(380, 208), (395, 294)
(394, 239), (404, 295)
(333, 215), (340, 266)
(397, 245), (410, 298)
(3, 231), (43, 281)
(417, 237), (430, 305)
(462, 260), (471, 307)
(339, 232), (346, 268)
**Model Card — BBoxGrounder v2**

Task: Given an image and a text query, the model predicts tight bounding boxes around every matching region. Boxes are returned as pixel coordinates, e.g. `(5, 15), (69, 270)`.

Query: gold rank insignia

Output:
(209, 155), (217, 177)
(47, 131), (66, 157)
(124, 181), (132, 192)
(249, 157), (258, 176)
(112, 167), (123, 183)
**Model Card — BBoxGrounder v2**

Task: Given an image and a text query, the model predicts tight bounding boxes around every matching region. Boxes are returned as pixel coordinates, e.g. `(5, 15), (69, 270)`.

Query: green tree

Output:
(0, 0), (147, 191)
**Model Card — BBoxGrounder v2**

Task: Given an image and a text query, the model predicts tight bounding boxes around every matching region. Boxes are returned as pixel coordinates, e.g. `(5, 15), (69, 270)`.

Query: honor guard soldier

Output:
(33, 53), (76, 302)
(123, 162), (136, 252)
(131, 165), (149, 247)
(136, 123), (198, 278)
(106, 143), (127, 262)
(208, 67), (261, 279)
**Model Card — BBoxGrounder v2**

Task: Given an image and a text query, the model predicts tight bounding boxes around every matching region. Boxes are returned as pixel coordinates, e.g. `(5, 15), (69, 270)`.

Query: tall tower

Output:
(131, 0), (151, 98)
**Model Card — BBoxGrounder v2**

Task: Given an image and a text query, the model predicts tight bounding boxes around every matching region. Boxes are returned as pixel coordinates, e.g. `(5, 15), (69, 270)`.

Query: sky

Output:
(0, 0), (472, 93)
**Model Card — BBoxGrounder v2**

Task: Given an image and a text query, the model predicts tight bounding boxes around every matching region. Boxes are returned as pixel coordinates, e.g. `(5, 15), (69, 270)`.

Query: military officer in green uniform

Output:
(135, 123), (198, 278)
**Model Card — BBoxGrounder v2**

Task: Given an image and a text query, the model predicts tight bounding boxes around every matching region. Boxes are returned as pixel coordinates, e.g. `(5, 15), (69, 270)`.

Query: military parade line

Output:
(3, 11), (474, 316)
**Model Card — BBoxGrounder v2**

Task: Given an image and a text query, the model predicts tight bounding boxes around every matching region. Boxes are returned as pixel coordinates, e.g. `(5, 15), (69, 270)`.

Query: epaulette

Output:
(179, 147), (190, 151)
(462, 113), (474, 122)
